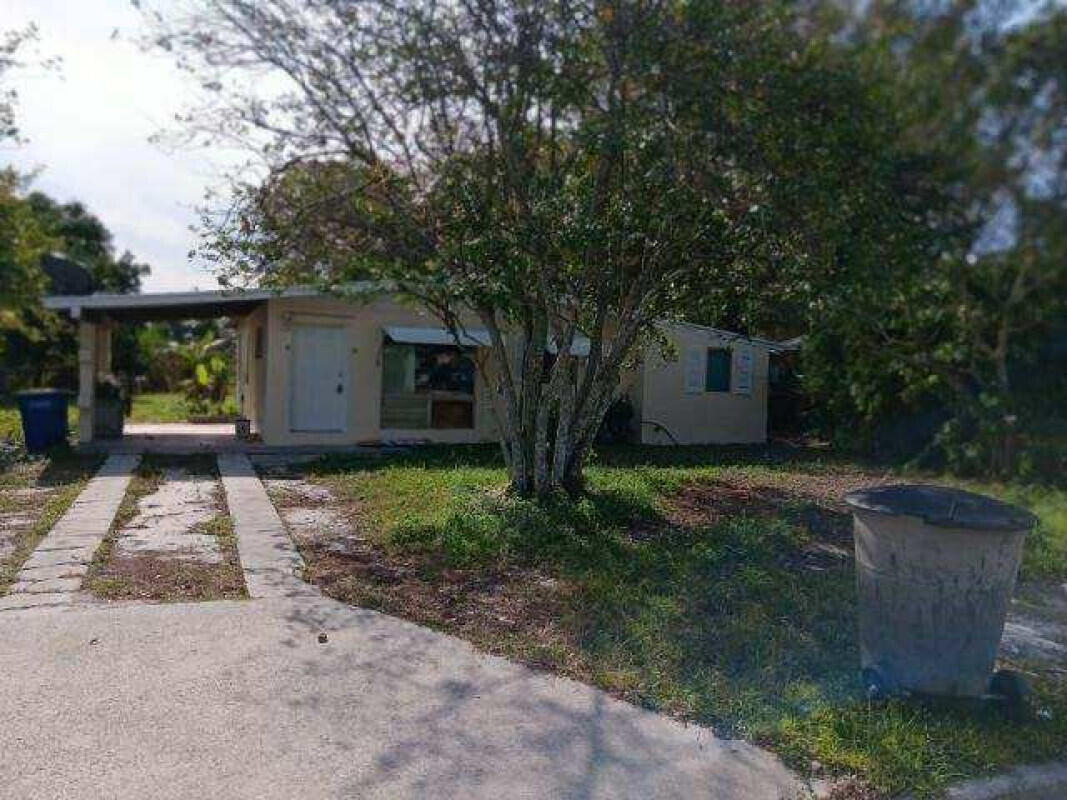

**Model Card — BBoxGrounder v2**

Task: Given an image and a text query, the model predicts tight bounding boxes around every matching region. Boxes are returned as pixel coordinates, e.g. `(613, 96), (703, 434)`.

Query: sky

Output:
(4, 0), (237, 292)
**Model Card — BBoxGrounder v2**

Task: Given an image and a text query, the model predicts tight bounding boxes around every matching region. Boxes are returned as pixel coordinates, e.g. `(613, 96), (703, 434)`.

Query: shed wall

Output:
(638, 326), (770, 445)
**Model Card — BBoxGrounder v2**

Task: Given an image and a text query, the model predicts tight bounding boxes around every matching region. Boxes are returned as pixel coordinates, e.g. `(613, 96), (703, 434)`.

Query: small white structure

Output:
(625, 321), (779, 445)
(44, 288), (781, 447)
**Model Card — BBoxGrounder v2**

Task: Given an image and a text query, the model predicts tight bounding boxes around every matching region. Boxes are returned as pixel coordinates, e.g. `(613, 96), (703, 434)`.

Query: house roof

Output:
(659, 320), (790, 352)
(44, 285), (794, 352)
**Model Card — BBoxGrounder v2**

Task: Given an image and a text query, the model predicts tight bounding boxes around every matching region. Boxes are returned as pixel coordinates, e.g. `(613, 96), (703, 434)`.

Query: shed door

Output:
(290, 324), (349, 432)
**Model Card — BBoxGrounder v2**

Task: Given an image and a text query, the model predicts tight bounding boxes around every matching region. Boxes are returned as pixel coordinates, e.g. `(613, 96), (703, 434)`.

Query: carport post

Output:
(76, 320), (111, 444)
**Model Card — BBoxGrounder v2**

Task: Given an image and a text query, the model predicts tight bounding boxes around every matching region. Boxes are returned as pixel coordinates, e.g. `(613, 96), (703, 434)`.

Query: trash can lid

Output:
(15, 388), (72, 396)
(844, 484), (1037, 531)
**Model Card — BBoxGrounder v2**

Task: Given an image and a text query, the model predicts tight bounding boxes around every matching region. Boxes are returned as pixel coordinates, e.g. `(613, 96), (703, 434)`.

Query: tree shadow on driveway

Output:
(275, 595), (802, 799)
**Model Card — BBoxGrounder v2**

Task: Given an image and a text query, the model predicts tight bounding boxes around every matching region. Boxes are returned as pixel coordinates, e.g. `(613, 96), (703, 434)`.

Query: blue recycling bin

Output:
(16, 389), (70, 453)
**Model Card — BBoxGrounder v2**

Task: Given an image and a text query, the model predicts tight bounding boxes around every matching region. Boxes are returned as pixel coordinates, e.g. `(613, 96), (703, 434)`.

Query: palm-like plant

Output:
(172, 329), (232, 416)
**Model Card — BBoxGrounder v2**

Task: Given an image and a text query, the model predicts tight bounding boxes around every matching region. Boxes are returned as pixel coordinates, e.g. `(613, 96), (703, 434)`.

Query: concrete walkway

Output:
(0, 595), (802, 799)
(218, 453), (317, 599)
(0, 454), (139, 611)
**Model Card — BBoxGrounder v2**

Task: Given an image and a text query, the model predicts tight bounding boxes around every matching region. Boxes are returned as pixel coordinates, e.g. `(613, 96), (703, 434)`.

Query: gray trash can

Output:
(844, 484), (1037, 698)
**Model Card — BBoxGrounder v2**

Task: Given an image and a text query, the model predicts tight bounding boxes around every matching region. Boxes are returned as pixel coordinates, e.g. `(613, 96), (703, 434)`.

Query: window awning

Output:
(383, 325), (492, 347)
(384, 325), (591, 356)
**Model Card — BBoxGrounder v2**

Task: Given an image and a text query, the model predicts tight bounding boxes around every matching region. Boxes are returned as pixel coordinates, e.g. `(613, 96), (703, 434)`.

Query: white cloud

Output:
(3, 0), (242, 292)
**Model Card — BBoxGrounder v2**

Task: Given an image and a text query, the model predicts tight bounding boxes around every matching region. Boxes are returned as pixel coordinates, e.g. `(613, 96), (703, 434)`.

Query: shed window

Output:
(254, 326), (264, 359)
(705, 348), (731, 392)
(381, 342), (475, 429)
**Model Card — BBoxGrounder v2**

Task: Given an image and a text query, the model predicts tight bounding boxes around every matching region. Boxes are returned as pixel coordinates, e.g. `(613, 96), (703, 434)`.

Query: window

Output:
(381, 342), (475, 429)
(705, 348), (731, 392)
(254, 326), (264, 359)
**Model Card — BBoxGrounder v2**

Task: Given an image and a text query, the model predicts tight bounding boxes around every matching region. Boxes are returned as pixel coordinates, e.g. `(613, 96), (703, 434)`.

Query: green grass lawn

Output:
(128, 392), (238, 423)
(279, 445), (1067, 799)
(127, 392), (190, 423)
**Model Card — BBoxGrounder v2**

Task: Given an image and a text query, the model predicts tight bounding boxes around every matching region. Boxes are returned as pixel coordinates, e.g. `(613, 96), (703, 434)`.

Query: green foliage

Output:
(25, 193), (150, 294)
(0, 169), (52, 334)
(1, 185), (152, 391)
(149, 0), (1065, 482)
(785, 4), (1067, 477)
(155, 0), (914, 494)
(172, 328), (233, 417)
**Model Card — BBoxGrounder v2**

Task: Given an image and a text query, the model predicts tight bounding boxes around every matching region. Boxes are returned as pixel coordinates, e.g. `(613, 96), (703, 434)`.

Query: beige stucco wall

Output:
(638, 325), (770, 445)
(235, 304), (269, 434)
(255, 295), (499, 446)
(248, 297), (767, 448)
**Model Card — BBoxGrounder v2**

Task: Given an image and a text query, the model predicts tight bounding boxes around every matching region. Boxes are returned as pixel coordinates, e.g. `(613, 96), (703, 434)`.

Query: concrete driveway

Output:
(0, 595), (802, 799)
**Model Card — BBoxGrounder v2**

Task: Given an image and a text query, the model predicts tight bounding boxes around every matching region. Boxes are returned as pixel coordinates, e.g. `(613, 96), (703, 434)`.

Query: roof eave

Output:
(42, 280), (385, 315)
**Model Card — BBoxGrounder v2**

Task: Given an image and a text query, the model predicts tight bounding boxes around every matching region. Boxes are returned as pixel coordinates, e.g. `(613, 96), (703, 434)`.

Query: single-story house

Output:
(43, 287), (783, 447)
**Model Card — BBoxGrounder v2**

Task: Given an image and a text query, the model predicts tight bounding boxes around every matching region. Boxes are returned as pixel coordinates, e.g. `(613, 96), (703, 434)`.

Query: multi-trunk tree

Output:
(145, 0), (943, 491)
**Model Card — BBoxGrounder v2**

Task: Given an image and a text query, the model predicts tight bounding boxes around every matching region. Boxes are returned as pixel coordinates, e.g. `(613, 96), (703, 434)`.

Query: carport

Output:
(43, 288), (277, 446)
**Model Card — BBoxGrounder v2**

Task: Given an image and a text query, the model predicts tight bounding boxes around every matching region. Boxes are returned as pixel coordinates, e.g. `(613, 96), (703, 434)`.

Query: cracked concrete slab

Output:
(113, 467), (223, 564)
(16, 564), (89, 581)
(21, 547), (99, 568)
(9, 577), (83, 594)
(0, 591), (74, 611)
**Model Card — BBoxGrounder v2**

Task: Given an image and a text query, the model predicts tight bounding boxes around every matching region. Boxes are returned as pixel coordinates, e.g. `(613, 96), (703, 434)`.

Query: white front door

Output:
(289, 324), (349, 432)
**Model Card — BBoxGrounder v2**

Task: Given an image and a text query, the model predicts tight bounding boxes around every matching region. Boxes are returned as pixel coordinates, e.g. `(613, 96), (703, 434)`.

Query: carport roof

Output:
(42, 285), (375, 322)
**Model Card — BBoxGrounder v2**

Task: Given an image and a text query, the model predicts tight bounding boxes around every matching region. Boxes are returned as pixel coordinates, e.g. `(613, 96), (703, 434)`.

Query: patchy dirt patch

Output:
(658, 475), (1067, 675)
(639, 477), (858, 573)
(89, 553), (245, 603)
(0, 454), (101, 590)
(719, 463), (898, 507)
(1004, 581), (1067, 675)
(264, 476), (334, 506)
(263, 467), (581, 671)
(307, 550), (580, 671)
(661, 480), (780, 527)
(86, 456), (246, 603)
(250, 450), (1067, 799)
(0, 500), (51, 561)
(656, 476), (863, 538)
